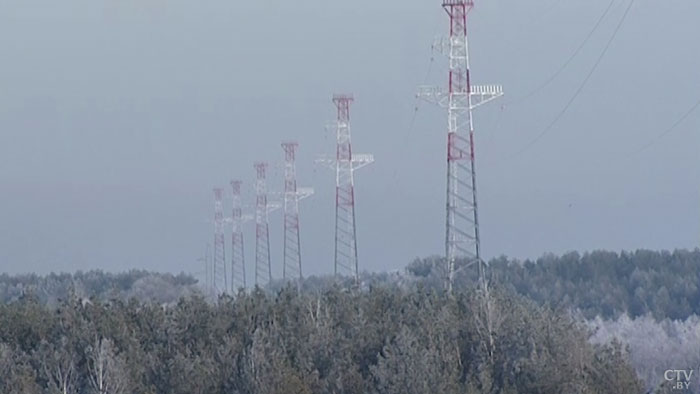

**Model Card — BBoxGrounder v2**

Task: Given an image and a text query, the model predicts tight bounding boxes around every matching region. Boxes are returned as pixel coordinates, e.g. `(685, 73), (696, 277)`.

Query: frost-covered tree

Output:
(589, 314), (700, 392)
(86, 338), (129, 394)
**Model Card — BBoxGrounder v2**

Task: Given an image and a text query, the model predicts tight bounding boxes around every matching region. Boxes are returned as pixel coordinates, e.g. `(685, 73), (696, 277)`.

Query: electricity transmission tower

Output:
(213, 187), (228, 294)
(318, 94), (373, 284)
(230, 180), (246, 292)
(281, 142), (314, 283)
(254, 162), (272, 287)
(197, 243), (214, 299)
(418, 0), (503, 293)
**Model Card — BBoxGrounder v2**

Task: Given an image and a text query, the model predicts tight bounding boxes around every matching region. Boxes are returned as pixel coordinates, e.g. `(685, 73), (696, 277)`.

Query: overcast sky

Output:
(1, 0), (699, 279)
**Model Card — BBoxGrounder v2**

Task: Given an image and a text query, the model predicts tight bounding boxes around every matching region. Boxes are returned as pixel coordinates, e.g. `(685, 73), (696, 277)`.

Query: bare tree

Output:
(86, 338), (128, 394)
(36, 338), (76, 394)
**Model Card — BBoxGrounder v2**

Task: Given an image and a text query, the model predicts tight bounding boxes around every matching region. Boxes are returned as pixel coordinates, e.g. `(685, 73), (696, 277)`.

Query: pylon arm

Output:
(351, 154), (374, 170)
(315, 154), (336, 170)
(443, 0), (475, 7)
(315, 154), (375, 170)
(270, 188), (314, 201)
(417, 85), (449, 108)
(248, 199), (282, 215)
(267, 201), (282, 214)
(418, 85), (503, 109)
(431, 36), (450, 56)
(431, 35), (475, 57)
(297, 187), (315, 200)
(470, 85), (504, 109)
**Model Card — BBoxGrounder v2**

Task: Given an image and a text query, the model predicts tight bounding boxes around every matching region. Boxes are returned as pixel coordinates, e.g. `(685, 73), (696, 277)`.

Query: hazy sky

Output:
(1, 0), (699, 279)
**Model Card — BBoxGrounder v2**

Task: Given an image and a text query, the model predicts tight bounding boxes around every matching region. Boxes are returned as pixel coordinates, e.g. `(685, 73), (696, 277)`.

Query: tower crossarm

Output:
(470, 84), (504, 109)
(418, 85), (503, 110)
(270, 188), (314, 200)
(442, 0), (475, 6)
(267, 191), (312, 208)
(417, 85), (449, 108)
(350, 154), (374, 170)
(222, 212), (255, 225)
(431, 36), (450, 57)
(267, 200), (282, 214)
(314, 155), (337, 171)
(315, 154), (375, 171)
(296, 187), (315, 200)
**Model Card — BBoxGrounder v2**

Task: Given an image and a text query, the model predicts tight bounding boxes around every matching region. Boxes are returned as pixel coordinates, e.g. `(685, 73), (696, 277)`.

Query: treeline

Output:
(589, 314), (700, 393)
(6, 249), (699, 322)
(0, 287), (642, 394)
(408, 249), (700, 320)
(0, 270), (197, 306)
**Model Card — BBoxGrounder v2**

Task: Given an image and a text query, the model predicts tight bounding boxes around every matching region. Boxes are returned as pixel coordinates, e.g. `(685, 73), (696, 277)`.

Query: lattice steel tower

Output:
(212, 187), (228, 294)
(254, 162), (272, 287)
(198, 243), (214, 299)
(418, 0), (503, 293)
(230, 180), (246, 291)
(319, 95), (374, 284)
(282, 142), (303, 281)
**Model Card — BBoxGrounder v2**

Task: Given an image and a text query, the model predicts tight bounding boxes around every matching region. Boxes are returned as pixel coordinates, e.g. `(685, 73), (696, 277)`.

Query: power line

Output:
(507, 0), (616, 106)
(406, 10), (442, 142)
(406, 55), (435, 139)
(510, 0), (636, 158)
(627, 98), (700, 156)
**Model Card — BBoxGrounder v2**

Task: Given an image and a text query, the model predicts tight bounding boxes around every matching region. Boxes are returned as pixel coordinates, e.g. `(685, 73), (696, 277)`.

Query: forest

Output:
(1, 249), (699, 393)
(0, 287), (643, 394)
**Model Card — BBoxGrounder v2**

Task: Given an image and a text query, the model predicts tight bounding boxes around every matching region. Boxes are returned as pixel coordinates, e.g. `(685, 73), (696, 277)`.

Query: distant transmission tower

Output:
(418, 0), (503, 293)
(318, 94), (374, 284)
(213, 187), (228, 294)
(281, 142), (314, 283)
(282, 142), (303, 282)
(198, 243), (214, 299)
(254, 162), (272, 287)
(230, 180), (246, 292)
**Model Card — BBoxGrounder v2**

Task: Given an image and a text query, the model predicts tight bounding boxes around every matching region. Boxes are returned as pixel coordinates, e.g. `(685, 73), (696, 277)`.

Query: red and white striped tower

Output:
(418, 0), (503, 293)
(254, 162), (272, 287)
(319, 95), (374, 284)
(230, 180), (246, 291)
(281, 142), (303, 281)
(213, 187), (228, 294)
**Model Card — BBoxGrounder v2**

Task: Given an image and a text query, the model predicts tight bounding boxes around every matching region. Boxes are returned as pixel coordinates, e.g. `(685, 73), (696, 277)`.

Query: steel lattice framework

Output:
(318, 95), (373, 284)
(254, 162), (272, 287)
(199, 243), (214, 299)
(418, 0), (503, 293)
(213, 187), (228, 294)
(282, 142), (303, 282)
(230, 180), (246, 291)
